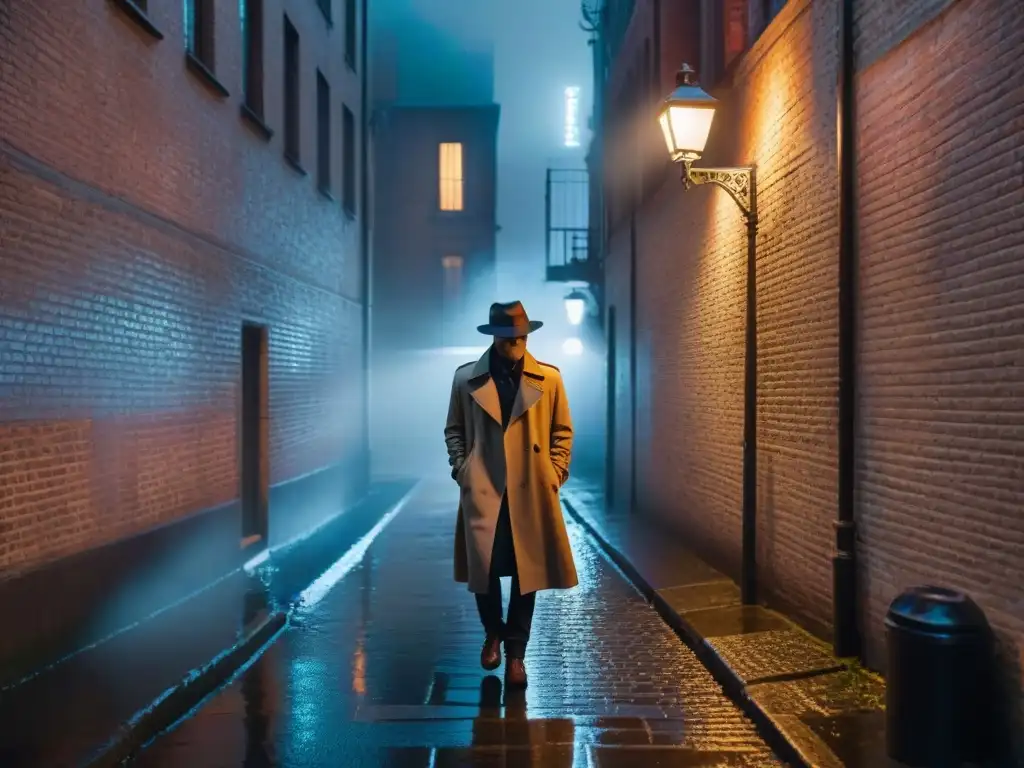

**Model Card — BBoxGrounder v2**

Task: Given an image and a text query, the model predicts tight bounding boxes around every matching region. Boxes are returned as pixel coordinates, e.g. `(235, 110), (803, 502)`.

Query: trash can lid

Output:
(886, 585), (989, 634)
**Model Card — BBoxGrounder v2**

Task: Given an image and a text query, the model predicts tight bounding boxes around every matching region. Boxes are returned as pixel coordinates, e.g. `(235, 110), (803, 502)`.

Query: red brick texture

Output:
(603, 0), (1024, 692)
(0, 0), (365, 577)
(855, 0), (1024, 674)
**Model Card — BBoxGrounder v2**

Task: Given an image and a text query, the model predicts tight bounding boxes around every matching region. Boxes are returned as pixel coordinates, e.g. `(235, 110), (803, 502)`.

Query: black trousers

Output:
(475, 494), (536, 659)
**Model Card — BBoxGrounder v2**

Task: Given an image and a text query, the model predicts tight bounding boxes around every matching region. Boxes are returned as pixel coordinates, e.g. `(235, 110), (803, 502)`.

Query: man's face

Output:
(493, 335), (527, 362)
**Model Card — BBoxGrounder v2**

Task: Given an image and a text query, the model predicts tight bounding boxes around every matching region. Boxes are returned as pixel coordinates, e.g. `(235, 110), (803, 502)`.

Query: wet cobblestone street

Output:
(133, 480), (784, 767)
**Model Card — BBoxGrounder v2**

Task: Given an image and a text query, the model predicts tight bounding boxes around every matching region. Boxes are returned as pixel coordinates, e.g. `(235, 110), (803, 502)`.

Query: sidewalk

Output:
(561, 476), (890, 768)
(0, 478), (418, 768)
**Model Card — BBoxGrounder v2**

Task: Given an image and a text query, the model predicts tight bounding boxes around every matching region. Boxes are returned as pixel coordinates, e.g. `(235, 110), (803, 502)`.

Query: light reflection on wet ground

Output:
(133, 480), (783, 767)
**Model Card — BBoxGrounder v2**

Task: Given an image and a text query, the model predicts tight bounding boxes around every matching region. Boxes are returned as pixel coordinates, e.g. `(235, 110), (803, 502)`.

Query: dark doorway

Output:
(241, 322), (269, 547)
(605, 305), (617, 505)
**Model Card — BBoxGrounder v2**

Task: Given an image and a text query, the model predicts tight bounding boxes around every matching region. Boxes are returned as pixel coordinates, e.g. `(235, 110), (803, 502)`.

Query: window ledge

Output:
(318, 186), (336, 202)
(240, 103), (273, 141)
(109, 0), (164, 40)
(185, 52), (229, 98)
(284, 153), (308, 177)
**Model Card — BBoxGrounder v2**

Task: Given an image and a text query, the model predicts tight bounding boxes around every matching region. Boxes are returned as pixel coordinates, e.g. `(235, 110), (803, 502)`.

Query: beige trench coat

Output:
(444, 349), (579, 595)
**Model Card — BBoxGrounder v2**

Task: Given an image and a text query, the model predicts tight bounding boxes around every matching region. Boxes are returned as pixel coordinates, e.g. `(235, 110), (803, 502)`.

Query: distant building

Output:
(369, 0), (500, 352)
(0, 0), (369, 664)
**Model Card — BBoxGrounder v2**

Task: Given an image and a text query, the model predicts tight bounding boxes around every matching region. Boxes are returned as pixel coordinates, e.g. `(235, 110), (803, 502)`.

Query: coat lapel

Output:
(509, 352), (545, 425)
(468, 351), (503, 425)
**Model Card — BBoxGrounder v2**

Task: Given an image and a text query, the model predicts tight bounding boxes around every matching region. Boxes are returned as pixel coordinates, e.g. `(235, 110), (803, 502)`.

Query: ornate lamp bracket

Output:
(680, 160), (757, 226)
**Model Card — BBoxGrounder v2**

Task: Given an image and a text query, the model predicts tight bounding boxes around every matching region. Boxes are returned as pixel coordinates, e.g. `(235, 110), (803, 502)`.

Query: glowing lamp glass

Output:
(564, 297), (586, 326)
(659, 68), (718, 163)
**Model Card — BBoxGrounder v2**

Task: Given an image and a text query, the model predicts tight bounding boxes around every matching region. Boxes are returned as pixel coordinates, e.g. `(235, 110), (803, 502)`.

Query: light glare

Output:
(562, 337), (583, 356)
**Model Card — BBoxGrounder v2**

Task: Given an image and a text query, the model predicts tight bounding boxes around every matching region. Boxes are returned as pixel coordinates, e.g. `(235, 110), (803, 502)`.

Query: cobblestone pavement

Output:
(134, 480), (784, 767)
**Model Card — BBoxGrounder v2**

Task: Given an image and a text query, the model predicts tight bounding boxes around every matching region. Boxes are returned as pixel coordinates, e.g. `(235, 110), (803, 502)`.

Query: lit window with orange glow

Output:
(439, 142), (464, 211)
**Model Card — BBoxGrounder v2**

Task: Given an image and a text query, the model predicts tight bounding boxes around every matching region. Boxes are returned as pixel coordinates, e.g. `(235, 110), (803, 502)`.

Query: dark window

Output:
(283, 16), (300, 163)
(344, 0), (356, 70)
(317, 0), (332, 25)
(317, 71), (331, 194)
(241, 0), (264, 115)
(765, 0), (787, 22)
(724, 0), (749, 70)
(342, 105), (356, 214)
(185, 0), (215, 69)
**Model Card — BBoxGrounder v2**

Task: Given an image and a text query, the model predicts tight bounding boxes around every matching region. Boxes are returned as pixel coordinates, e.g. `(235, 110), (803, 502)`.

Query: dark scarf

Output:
(489, 347), (523, 430)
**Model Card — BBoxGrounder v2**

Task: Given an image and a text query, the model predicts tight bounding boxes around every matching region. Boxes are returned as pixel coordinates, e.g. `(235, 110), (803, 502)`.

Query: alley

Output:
(132, 480), (783, 767)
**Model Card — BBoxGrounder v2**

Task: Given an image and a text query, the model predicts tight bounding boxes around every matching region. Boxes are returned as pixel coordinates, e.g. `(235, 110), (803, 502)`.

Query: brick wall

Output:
(604, 0), (1024, 721)
(608, 0), (842, 631)
(855, 0), (1024, 689)
(0, 0), (365, 577)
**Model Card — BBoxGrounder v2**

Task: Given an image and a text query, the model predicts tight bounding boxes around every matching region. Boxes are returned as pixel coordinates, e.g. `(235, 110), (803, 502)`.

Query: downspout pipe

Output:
(833, 0), (860, 659)
(359, 0), (372, 491)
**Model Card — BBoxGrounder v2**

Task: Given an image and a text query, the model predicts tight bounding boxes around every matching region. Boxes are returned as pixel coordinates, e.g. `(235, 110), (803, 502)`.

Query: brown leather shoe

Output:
(480, 634), (501, 671)
(505, 658), (527, 688)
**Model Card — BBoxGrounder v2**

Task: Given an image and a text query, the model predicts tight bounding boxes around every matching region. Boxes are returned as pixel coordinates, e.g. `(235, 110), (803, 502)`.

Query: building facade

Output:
(371, 104), (500, 352)
(0, 0), (369, 662)
(597, 0), (1023, 722)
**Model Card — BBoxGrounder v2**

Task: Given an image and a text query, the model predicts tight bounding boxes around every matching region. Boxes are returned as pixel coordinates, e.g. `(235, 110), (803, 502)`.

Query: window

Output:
(765, 0), (787, 22)
(317, 0), (331, 25)
(439, 142), (464, 212)
(344, 0), (356, 70)
(241, 0), (265, 116)
(342, 105), (356, 214)
(316, 71), (331, 194)
(723, 0), (749, 70)
(184, 0), (215, 69)
(283, 16), (300, 163)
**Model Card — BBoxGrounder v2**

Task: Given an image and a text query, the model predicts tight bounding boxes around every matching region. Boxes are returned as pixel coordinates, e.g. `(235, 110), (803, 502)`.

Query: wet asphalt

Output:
(130, 479), (784, 767)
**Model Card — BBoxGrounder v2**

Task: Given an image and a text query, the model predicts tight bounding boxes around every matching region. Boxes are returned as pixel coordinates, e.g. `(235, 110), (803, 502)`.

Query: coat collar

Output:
(468, 348), (546, 426)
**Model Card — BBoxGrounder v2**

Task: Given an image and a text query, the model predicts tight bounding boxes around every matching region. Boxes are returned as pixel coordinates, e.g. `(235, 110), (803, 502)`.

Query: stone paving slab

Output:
(561, 478), (889, 768)
(707, 629), (845, 685)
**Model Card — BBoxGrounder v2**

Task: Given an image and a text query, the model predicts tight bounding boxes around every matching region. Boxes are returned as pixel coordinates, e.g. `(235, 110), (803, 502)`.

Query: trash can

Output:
(885, 585), (994, 767)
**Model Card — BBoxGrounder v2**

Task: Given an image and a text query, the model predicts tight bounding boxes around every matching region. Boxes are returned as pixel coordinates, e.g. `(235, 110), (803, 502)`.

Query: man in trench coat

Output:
(444, 301), (579, 688)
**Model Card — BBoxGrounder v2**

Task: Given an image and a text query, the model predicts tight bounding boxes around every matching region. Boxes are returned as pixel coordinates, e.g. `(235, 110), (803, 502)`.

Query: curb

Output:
(81, 610), (288, 768)
(562, 497), (811, 768)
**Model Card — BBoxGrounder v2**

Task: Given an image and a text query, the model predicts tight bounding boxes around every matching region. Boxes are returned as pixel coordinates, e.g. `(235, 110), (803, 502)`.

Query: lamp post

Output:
(659, 63), (759, 606)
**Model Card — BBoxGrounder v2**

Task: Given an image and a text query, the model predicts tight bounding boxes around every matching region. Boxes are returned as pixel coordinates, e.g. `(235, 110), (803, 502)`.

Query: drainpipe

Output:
(629, 212), (637, 514)
(833, 0), (860, 659)
(359, 0), (372, 491)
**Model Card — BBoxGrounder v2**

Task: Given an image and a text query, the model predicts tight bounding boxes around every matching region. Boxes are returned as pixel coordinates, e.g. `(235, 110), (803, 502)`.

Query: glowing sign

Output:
(564, 86), (581, 147)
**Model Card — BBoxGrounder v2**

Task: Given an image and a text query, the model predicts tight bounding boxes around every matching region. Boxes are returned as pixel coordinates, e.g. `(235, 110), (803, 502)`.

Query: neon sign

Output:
(564, 86), (581, 147)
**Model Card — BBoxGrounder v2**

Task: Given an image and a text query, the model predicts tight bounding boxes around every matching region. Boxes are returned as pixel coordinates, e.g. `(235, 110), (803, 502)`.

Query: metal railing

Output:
(545, 168), (591, 280)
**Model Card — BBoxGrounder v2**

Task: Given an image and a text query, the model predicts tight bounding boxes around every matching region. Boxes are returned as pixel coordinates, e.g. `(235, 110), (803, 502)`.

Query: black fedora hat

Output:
(477, 301), (544, 337)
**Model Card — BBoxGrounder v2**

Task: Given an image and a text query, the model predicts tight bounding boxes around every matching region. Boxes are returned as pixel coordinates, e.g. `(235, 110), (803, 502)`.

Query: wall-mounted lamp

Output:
(564, 288), (588, 326)
(659, 63), (760, 606)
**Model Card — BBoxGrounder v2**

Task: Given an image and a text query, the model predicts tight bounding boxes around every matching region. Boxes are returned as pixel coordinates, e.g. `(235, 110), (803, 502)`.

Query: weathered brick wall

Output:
(623, 0), (842, 631)
(0, 0), (364, 576)
(606, 0), (1024, 727)
(855, 0), (1024, 698)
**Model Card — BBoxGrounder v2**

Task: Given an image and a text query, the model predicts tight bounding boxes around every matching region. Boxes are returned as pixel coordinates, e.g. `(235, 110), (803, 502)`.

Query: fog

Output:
(369, 0), (605, 481)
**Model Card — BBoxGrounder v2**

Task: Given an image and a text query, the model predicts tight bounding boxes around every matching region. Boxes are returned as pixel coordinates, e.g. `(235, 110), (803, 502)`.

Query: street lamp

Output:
(659, 63), (760, 606)
(564, 289), (587, 326)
